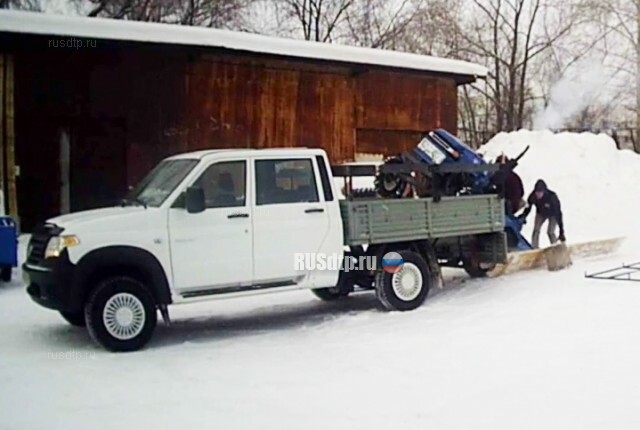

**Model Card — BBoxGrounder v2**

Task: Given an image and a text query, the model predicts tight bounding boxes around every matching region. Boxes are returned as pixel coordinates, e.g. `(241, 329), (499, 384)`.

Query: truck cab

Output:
(24, 149), (344, 351)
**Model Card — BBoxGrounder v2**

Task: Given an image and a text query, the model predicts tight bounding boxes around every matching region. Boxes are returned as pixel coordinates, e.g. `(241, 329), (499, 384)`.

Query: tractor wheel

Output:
(374, 156), (408, 198)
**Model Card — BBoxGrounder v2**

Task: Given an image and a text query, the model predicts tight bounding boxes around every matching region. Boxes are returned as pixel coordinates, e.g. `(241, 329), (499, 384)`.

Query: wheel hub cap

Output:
(115, 307), (134, 326)
(391, 263), (423, 301)
(103, 293), (145, 340)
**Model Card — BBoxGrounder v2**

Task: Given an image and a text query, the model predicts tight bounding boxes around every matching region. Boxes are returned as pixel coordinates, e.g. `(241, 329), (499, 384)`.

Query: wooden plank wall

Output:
(185, 55), (355, 163)
(185, 57), (457, 162)
(355, 70), (457, 157)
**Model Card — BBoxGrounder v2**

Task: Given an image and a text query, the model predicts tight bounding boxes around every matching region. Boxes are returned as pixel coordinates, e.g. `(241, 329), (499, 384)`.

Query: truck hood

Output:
(48, 206), (149, 230)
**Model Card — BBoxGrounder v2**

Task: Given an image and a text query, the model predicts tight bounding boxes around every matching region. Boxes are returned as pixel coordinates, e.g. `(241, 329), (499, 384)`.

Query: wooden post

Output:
(0, 54), (4, 215)
(5, 54), (17, 219)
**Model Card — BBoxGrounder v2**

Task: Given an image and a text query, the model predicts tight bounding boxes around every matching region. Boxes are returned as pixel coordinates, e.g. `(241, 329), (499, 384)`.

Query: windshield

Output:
(418, 137), (447, 164)
(125, 159), (199, 207)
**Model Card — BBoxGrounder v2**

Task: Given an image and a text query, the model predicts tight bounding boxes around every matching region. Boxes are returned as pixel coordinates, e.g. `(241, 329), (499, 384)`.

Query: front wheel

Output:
(311, 287), (348, 301)
(375, 250), (431, 311)
(85, 276), (157, 352)
(312, 271), (353, 301)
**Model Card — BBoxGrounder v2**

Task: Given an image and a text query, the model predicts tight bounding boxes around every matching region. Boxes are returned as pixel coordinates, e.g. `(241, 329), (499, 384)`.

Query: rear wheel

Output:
(375, 250), (431, 311)
(463, 260), (496, 278)
(1, 267), (11, 282)
(60, 311), (86, 327)
(85, 276), (157, 352)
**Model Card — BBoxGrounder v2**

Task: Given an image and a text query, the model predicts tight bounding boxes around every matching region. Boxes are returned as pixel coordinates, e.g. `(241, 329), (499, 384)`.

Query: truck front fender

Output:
(74, 246), (172, 306)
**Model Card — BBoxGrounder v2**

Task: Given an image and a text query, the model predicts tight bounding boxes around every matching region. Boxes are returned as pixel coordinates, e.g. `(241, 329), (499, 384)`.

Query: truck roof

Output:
(166, 147), (327, 161)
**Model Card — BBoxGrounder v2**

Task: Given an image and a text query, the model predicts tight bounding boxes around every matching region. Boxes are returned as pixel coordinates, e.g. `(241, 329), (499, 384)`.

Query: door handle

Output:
(305, 208), (325, 214)
(227, 213), (249, 219)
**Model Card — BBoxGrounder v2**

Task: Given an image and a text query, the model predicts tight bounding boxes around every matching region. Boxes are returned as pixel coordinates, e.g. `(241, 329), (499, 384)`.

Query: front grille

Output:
(27, 224), (62, 265)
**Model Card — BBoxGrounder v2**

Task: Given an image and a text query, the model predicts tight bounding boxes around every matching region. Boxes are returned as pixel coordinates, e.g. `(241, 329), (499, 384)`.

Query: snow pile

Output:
(479, 129), (640, 244)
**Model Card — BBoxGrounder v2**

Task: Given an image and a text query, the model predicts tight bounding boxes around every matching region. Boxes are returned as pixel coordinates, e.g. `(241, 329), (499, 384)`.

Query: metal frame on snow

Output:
(585, 262), (640, 282)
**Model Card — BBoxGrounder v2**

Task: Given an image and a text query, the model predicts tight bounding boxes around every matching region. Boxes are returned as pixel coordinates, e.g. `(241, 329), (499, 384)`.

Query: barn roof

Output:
(0, 10), (487, 82)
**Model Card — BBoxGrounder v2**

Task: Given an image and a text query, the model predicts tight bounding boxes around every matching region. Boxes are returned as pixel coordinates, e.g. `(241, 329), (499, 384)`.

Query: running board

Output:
(181, 280), (296, 299)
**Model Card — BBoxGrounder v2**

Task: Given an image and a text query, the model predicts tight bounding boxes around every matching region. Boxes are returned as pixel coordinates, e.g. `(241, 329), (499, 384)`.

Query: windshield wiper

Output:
(120, 197), (148, 209)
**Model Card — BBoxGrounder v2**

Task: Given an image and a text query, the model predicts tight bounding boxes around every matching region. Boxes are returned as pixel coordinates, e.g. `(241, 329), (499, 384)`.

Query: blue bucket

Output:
(0, 216), (18, 267)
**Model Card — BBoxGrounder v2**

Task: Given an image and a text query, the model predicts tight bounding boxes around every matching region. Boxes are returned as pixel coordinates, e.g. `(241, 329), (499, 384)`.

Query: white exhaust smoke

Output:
(533, 61), (606, 130)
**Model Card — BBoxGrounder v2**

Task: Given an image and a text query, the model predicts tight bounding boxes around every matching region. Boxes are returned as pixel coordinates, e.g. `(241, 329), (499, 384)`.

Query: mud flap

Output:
(488, 237), (625, 277)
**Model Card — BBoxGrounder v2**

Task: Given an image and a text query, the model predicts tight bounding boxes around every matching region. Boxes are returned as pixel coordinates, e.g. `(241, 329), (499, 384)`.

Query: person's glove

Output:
(559, 232), (566, 242)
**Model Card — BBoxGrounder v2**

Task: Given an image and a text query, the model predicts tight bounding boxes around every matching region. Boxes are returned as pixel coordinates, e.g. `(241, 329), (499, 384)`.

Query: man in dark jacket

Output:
(519, 179), (566, 248)
(497, 155), (524, 215)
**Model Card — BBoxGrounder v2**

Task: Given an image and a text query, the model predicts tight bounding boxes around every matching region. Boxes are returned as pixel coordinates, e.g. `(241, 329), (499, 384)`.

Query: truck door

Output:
(251, 157), (331, 286)
(168, 159), (253, 294)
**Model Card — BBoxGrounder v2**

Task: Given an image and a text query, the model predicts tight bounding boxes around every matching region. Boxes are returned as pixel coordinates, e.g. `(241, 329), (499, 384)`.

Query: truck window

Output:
(315, 155), (334, 202)
(255, 159), (319, 205)
(193, 161), (246, 208)
(127, 159), (198, 207)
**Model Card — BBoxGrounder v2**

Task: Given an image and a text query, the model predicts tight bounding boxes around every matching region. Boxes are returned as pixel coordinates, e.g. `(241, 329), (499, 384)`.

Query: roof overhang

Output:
(0, 10), (487, 84)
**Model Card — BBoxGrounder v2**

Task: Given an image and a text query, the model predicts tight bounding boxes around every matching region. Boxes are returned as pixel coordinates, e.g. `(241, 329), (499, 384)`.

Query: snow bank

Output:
(479, 129), (640, 244)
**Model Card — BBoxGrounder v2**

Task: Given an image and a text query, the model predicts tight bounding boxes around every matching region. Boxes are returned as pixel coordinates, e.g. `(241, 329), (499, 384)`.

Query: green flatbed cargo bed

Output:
(340, 194), (505, 246)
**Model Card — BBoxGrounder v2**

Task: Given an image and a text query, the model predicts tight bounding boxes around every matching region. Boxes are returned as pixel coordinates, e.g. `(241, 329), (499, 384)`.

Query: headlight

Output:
(45, 235), (80, 259)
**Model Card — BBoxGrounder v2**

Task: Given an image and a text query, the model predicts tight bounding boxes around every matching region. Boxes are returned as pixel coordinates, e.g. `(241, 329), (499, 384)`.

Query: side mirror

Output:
(185, 186), (205, 214)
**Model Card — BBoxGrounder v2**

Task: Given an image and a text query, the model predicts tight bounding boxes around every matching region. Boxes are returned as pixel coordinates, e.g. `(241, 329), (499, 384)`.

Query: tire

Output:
(462, 261), (496, 278)
(375, 250), (431, 311)
(374, 156), (407, 198)
(60, 311), (86, 327)
(1, 267), (11, 282)
(311, 272), (353, 301)
(311, 287), (347, 301)
(84, 276), (157, 352)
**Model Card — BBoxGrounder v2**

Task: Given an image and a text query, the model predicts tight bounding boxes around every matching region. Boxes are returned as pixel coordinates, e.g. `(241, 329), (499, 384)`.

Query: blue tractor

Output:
(374, 129), (532, 252)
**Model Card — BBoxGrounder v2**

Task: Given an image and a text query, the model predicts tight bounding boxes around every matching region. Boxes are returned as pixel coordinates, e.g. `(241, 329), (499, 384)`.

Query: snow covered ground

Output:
(3, 131), (640, 429)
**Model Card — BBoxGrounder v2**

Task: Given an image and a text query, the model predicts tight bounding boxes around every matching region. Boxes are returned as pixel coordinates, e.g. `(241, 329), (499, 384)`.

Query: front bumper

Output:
(23, 251), (80, 312)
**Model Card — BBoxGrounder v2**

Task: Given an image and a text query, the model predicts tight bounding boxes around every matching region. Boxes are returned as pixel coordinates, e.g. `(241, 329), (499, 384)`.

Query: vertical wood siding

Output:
(8, 40), (460, 229)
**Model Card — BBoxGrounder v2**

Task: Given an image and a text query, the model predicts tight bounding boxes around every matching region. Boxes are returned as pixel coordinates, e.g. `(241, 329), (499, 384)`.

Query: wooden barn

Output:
(0, 10), (486, 231)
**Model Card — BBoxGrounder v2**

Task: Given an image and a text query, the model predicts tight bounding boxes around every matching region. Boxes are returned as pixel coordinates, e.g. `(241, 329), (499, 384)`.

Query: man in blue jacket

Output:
(519, 179), (566, 248)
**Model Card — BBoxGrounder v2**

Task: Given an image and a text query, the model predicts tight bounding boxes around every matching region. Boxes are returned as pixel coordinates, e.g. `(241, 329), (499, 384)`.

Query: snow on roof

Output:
(0, 10), (487, 80)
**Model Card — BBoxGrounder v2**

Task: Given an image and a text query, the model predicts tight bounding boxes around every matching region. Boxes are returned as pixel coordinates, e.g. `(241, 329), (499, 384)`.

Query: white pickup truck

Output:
(24, 148), (506, 351)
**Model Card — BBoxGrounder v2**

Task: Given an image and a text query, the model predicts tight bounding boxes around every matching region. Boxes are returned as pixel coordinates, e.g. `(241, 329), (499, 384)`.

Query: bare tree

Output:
(77, 0), (173, 20)
(449, 0), (591, 134)
(176, 0), (251, 27)
(586, 0), (640, 152)
(0, 0), (41, 10)
(344, 0), (418, 49)
(273, 0), (353, 42)
(75, 0), (253, 29)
